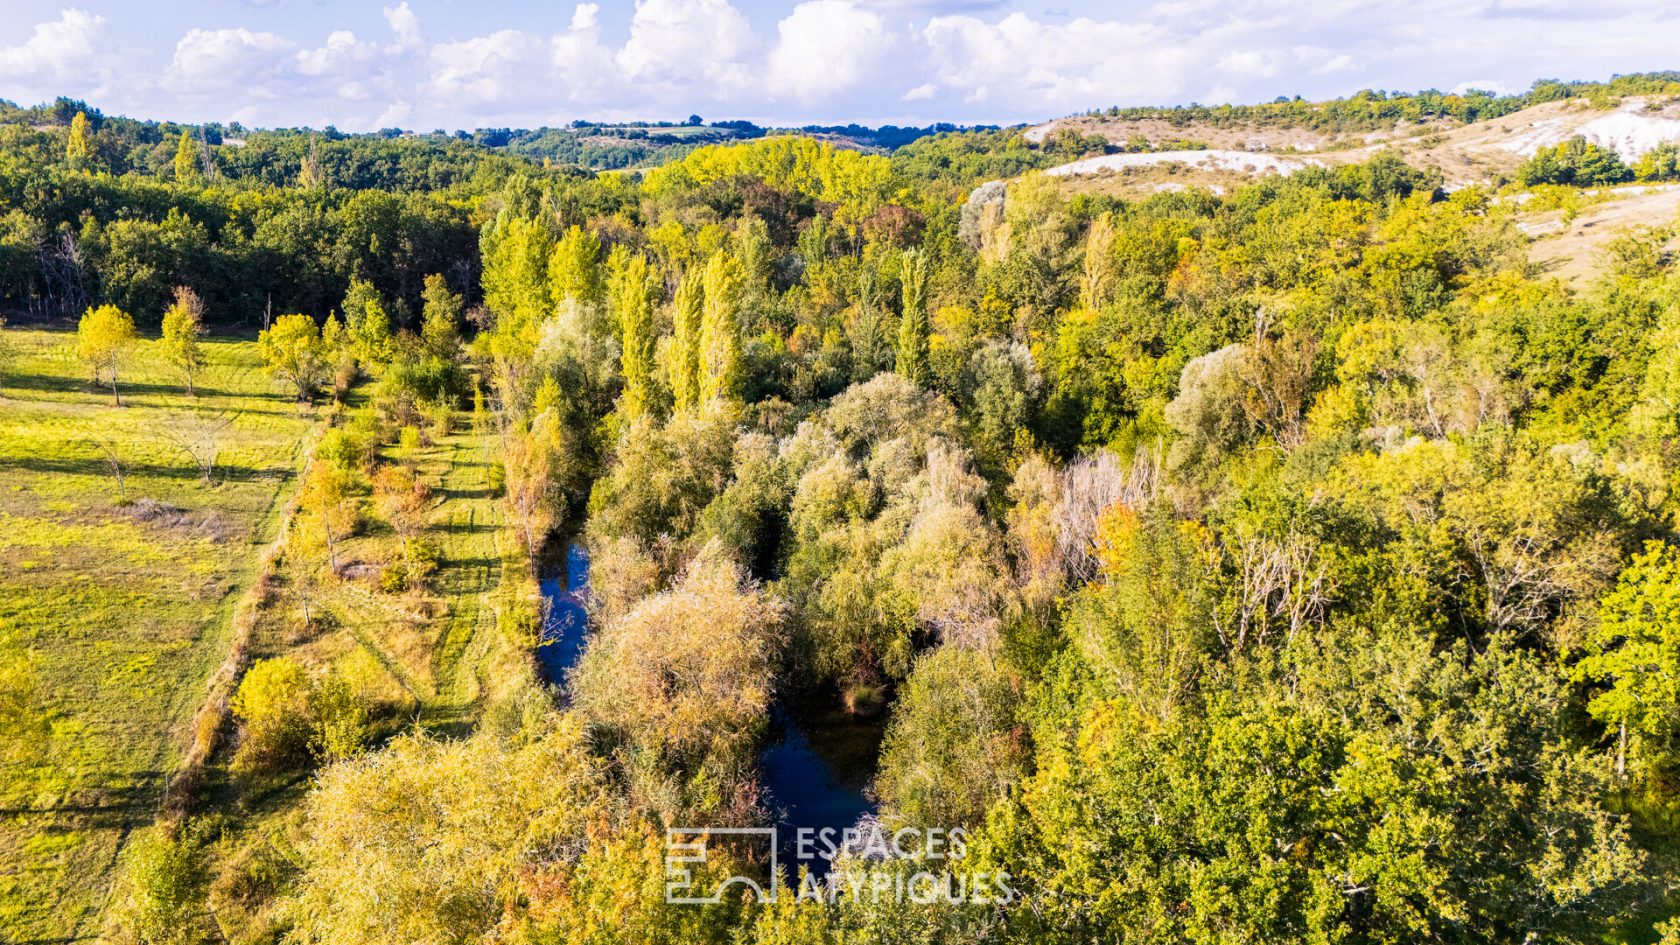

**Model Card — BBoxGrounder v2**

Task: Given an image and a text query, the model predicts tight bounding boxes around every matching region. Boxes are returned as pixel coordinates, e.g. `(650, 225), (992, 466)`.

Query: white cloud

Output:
(550, 3), (620, 101)
(1218, 49), (1281, 80)
(10, 0), (1680, 132)
(383, 2), (423, 53)
(920, 12), (1195, 115)
(296, 30), (377, 77)
(1309, 53), (1358, 76)
(618, 0), (757, 88)
(166, 27), (295, 92)
(769, 1), (892, 102)
(0, 8), (105, 80)
(375, 99), (413, 127)
(429, 29), (549, 108)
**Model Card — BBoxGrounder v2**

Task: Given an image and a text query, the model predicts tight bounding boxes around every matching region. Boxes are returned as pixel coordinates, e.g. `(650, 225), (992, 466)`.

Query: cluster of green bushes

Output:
(1517, 136), (1680, 187)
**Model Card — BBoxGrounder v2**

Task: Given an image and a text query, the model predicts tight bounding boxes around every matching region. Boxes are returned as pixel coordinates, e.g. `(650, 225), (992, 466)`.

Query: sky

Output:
(0, 0), (1677, 132)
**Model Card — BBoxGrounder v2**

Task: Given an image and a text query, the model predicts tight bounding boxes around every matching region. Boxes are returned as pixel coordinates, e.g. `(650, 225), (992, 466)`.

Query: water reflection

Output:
(537, 542), (591, 684)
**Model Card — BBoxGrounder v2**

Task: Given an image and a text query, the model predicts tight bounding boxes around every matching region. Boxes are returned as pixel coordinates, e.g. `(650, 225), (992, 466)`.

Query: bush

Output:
(315, 427), (370, 476)
(312, 673), (370, 762)
(109, 824), (207, 945)
(1516, 135), (1631, 187)
(230, 657), (316, 773)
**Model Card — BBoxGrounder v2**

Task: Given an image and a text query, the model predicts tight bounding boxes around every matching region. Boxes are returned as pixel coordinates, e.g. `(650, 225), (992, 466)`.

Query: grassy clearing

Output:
(0, 326), (517, 942)
(232, 414), (507, 721)
(0, 327), (314, 941)
(188, 401), (516, 943)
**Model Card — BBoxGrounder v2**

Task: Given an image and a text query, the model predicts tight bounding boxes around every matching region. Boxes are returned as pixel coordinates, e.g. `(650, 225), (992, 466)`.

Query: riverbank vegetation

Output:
(9, 85), (1680, 943)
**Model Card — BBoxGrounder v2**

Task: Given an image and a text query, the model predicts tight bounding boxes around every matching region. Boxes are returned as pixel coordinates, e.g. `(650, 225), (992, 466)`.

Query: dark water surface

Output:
(537, 541), (882, 843)
(536, 541), (591, 684)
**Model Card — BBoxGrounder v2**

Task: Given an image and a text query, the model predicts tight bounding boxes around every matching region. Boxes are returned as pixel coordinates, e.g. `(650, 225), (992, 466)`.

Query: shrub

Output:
(1515, 135), (1631, 187)
(109, 825), (207, 945)
(311, 673), (370, 762)
(230, 657), (316, 773)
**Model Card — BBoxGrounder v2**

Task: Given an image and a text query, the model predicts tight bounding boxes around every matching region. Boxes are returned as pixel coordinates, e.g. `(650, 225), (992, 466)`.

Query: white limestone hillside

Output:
(1493, 99), (1680, 159)
(1042, 149), (1321, 178)
(1032, 95), (1680, 193)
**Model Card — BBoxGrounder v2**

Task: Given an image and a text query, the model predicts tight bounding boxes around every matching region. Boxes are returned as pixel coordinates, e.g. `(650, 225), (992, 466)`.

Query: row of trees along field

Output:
(11, 88), (1680, 943)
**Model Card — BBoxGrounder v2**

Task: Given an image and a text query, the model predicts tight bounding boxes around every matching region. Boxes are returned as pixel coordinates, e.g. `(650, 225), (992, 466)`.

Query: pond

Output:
(536, 540), (883, 854)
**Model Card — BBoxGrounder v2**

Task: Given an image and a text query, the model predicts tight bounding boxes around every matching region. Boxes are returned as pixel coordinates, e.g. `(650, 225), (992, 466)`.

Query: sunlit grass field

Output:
(0, 327), (313, 941)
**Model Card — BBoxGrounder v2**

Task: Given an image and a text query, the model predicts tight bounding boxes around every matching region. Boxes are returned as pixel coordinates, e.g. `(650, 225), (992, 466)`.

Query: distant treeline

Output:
(1092, 71), (1680, 131)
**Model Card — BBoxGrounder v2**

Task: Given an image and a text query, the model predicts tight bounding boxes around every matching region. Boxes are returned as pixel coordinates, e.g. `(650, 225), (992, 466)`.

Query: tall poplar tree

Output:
(897, 249), (930, 387)
(611, 254), (660, 419)
(698, 253), (744, 404)
(670, 269), (704, 411)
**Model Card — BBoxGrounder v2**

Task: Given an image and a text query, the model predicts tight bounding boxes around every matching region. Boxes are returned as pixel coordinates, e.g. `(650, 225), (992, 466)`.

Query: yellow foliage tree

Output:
(76, 304), (137, 406)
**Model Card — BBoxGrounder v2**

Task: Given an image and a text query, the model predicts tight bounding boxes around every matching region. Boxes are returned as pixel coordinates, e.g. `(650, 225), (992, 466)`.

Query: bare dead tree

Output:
(85, 435), (127, 502)
(156, 411), (236, 483)
(38, 229), (88, 318)
(1212, 531), (1330, 652)
(197, 130), (219, 183)
(1055, 446), (1161, 584)
(1240, 328), (1318, 451)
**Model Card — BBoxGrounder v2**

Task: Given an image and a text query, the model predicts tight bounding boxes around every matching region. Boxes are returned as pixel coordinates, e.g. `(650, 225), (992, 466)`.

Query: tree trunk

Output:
(1617, 720), (1627, 778)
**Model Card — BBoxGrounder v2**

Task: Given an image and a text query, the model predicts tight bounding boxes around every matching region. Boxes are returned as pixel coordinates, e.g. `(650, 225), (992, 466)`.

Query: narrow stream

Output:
(536, 542), (591, 684)
(537, 540), (883, 851)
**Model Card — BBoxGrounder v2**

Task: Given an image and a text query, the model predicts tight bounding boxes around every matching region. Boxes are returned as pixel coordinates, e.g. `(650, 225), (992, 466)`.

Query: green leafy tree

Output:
(571, 542), (781, 794)
(875, 646), (1025, 830)
(343, 278), (394, 365)
(172, 130), (199, 182)
(502, 413), (560, 567)
(66, 111), (93, 166)
(1516, 135), (1632, 186)
(1634, 143), (1680, 182)
(1577, 541), (1680, 777)
(976, 635), (1644, 944)
(611, 252), (661, 419)
(480, 212), (553, 336)
(257, 313), (327, 401)
(670, 268), (704, 410)
(298, 458), (360, 575)
(549, 224), (604, 306)
(230, 657), (316, 773)
(698, 252), (744, 403)
(286, 716), (610, 945)
(419, 273), (463, 362)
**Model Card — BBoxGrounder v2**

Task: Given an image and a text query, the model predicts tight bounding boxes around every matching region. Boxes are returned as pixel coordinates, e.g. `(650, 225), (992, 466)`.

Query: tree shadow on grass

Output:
(0, 453), (278, 484)
(0, 770), (162, 829)
(438, 484), (494, 501)
(436, 520), (499, 535)
(0, 372), (276, 403)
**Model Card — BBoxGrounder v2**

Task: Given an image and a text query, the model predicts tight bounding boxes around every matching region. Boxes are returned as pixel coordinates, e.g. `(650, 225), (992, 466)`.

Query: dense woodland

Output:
(9, 79), (1680, 944)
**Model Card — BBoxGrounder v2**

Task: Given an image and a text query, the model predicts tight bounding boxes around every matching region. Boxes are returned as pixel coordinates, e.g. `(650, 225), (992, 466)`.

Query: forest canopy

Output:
(9, 76), (1680, 945)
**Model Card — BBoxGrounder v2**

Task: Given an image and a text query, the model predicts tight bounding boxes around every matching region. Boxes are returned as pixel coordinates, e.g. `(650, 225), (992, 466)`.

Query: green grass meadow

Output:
(0, 328), (313, 941)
